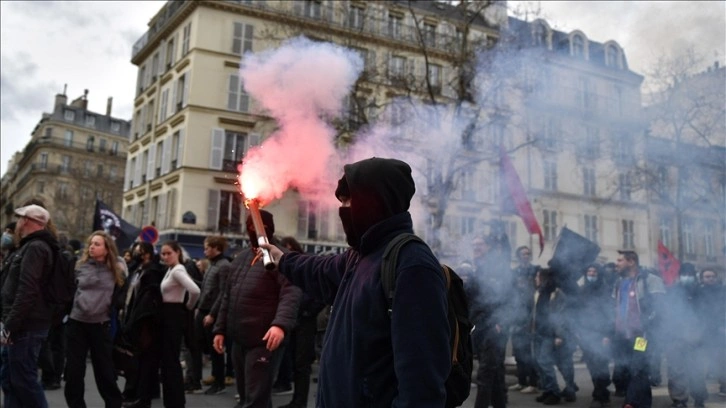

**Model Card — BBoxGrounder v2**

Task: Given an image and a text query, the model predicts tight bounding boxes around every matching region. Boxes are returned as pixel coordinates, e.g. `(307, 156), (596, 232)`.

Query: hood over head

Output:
(335, 157), (415, 248)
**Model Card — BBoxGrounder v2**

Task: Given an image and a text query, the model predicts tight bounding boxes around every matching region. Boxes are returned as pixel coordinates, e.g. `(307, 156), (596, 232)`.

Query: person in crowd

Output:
(196, 258), (210, 275)
(664, 263), (707, 408)
(276, 236), (326, 408)
(699, 269), (726, 396)
(469, 233), (510, 408)
(576, 263), (613, 408)
(190, 236), (231, 396)
(156, 241), (200, 408)
(64, 230), (126, 408)
(1, 205), (56, 408)
(605, 250), (665, 408)
(120, 242), (164, 408)
(509, 245), (539, 394)
(213, 211), (301, 408)
(0, 222), (16, 265)
(262, 157), (451, 408)
(531, 268), (577, 405)
(123, 249), (134, 266)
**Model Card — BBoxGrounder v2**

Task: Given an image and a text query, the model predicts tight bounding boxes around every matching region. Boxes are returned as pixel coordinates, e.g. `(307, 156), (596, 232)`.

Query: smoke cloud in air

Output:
(238, 37), (363, 204)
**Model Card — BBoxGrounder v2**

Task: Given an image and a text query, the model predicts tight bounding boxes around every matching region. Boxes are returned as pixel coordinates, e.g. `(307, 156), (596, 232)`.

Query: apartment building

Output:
(0, 90), (131, 241)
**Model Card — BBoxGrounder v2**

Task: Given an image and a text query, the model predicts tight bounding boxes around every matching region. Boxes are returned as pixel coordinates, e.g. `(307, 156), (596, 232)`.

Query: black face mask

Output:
(339, 207), (360, 249)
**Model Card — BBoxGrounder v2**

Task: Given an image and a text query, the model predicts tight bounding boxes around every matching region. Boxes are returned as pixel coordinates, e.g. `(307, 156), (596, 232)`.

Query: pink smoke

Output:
(237, 37), (363, 206)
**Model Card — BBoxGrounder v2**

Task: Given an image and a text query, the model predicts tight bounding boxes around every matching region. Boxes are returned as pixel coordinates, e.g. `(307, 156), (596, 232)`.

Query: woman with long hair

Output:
(158, 240), (200, 408)
(64, 231), (125, 408)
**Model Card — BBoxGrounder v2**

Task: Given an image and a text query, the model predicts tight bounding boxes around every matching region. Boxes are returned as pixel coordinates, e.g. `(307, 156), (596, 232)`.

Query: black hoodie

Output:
(1, 229), (56, 334)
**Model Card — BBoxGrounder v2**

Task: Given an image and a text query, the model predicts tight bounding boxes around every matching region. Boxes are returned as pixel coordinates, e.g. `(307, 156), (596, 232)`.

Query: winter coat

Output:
(575, 276), (614, 340)
(199, 254), (230, 314)
(1, 229), (55, 334)
(279, 212), (450, 408)
(213, 246), (301, 347)
(121, 261), (164, 351)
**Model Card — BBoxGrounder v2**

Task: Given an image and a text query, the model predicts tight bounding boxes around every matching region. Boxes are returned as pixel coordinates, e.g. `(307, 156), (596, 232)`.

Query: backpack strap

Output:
(381, 233), (424, 316)
(442, 264), (459, 364)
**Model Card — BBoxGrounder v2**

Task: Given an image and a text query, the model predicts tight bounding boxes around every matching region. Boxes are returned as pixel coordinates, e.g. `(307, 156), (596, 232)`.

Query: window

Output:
(582, 126), (599, 157)
(533, 23), (547, 47)
(544, 160), (557, 190)
(423, 22), (436, 47)
(348, 4), (365, 29)
(704, 223), (714, 257)
(218, 190), (243, 233)
(141, 149), (149, 182)
(232, 22), (254, 55)
(175, 74), (187, 112)
(619, 173), (632, 200)
(543, 210), (557, 241)
(572, 34), (584, 58)
(166, 36), (175, 69)
(542, 117), (559, 149)
(151, 52), (160, 81)
(110, 165), (118, 181)
(659, 217), (671, 248)
(171, 131), (181, 169)
(577, 77), (594, 111)
(58, 182), (69, 199)
(159, 88), (169, 122)
(387, 13), (403, 38)
(584, 214), (598, 243)
(37, 181), (45, 194)
(460, 170), (475, 200)
(611, 86), (623, 116)
(389, 55), (406, 79)
(427, 63), (442, 91)
(155, 141), (163, 177)
(460, 216), (476, 236)
(304, 0), (322, 19)
(99, 139), (107, 152)
(227, 74), (250, 112)
(683, 219), (694, 255)
(64, 130), (74, 147)
(181, 22), (191, 55)
(97, 164), (104, 178)
(111, 141), (119, 156)
(64, 109), (75, 121)
(138, 65), (147, 93)
(129, 158), (136, 188)
(298, 201), (319, 239)
(85, 115), (95, 128)
(39, 153), (48, 169)
(622, 219), (635, 249)
(86, 136), (95, 152)
(583, 167), (596, 196)
(605, 45), (619, 68)
(44, 127), (53, 138)
(84, 160), (93, 177)
(223, 131), (247, 172)
(111, 121), (120, 133)
(61, 155), (71, 173)
(613, 136), (632, 164)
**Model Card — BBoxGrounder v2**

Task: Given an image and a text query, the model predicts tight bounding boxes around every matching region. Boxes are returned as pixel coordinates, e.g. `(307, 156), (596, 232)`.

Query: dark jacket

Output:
(1, 230), (56, 334)
(199, 254), (230, 314)
(213, 246), (301, 347)
(575, 276), (614, 340)
(532, 285), (568, 339)
(122, 260), (164, 351)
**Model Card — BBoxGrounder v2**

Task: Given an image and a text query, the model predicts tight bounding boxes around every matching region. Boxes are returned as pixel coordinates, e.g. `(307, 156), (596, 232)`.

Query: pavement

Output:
(39, 357), (726, 407)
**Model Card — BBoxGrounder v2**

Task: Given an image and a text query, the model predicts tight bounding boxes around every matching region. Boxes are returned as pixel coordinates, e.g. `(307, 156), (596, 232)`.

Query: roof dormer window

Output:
(605, 44), (621, 68)
(572, 35), (585, 58)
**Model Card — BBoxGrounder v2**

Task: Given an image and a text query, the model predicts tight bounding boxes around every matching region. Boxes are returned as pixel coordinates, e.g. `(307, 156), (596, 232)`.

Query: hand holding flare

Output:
(245, 198), (276, 270)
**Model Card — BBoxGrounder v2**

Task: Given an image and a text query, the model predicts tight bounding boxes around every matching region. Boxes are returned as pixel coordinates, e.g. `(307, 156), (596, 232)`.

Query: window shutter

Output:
(124, 161), (131, 190)
(170, 34), (177, 66)
(177, 129), (184, 168)
(182, 72), (189, 107)
(157, 43), (166, 75)
(158, 192), (168, 229)
(167, 189), (177, 228)
(210, 128), (224, 169)
(134, 156), (142, 186)
(172, 79), (179, 114)
(162, 137), (172, 174)
(207, 189), (220, 231)
(147, 143), (157, 181)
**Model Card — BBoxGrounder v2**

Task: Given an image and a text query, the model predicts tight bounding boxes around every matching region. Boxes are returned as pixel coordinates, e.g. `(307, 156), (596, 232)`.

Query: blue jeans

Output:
(1, 329), (49, 408)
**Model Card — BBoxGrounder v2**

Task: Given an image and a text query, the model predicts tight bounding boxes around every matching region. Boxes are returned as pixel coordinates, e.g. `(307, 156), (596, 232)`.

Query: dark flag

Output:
(658, 240), (680, 287)
(93, 199), (141, 251)
(499, 146), (544, 254)
(550, 226), (601, 294)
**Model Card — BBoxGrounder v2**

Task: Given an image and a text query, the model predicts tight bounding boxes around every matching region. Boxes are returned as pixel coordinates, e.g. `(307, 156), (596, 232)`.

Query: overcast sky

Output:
(1, 1), (724, 177)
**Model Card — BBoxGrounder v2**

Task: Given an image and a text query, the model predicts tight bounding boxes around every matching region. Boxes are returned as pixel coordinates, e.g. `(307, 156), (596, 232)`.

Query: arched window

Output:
(572, 35), (585, 58)
(605, 45), (620, 68)
(533, 23), (547, 47)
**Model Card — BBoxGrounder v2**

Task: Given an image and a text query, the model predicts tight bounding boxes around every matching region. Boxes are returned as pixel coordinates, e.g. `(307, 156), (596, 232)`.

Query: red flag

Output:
(499, 146), (544, 254)
(658, 240), (680, 287)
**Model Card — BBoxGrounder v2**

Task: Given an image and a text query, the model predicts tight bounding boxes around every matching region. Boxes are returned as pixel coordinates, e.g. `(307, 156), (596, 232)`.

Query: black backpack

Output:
(381, 233), (474, 408)
(44, 249), (77, 314)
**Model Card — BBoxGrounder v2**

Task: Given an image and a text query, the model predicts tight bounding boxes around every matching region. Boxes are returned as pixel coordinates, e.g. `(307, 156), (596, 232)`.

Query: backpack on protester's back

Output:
(381, 233), (474, 408)
(44, 248), (77, 319)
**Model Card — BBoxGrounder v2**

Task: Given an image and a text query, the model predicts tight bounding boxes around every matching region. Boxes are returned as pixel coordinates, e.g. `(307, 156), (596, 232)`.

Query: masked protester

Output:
(664, 263), (707, 408)
(262, 157), (450, 408)
(699, 269), (726, 396)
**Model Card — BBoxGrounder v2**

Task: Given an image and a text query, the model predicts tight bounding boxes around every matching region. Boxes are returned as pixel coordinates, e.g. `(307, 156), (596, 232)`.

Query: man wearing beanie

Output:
(264, 157), (450, 408)
(213, 210), (301, 408)
(1, 204), (57, 407)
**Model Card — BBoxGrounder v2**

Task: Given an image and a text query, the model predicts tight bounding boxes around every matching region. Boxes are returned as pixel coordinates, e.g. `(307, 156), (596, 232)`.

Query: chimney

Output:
(106, 97), (113, 116)
(54, 84), (68, 108)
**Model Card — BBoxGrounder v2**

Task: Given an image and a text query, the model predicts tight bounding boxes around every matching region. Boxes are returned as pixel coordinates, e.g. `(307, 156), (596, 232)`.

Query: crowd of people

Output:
(461, 236), (726, 408)
(0, 157), (724, 408)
